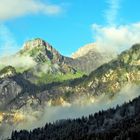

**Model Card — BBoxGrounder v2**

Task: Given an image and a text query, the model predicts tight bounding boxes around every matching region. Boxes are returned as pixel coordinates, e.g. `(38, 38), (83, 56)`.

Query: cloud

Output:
(0, 24), (19, 55)
(0, 55), (36, 71)
(92, 0), (140, 53)
(92, 22), (140, 53)
(105, 0), (121, 25)
(0, 24), (36, 70)
(0, 0), (62, 21)
(38, 84), (140, 123)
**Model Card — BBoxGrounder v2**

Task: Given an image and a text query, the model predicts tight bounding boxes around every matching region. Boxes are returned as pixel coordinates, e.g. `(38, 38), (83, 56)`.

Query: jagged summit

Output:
(23, 38), (55, 53)
(20, 38), (64, 63)
(23, 38), (46, 50)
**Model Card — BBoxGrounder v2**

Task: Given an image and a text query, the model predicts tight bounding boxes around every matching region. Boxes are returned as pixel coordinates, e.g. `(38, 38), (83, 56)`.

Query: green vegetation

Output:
(33, 71), (84, 85)
(0, 66), (16, 77)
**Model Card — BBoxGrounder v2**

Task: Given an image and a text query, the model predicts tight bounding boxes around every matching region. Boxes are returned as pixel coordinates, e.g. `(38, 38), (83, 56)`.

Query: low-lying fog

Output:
(0, 84), (140, 139)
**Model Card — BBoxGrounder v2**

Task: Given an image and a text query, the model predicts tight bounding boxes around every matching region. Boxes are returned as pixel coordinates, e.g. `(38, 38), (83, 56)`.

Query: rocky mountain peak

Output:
(21, 38), (64, 63)
(23, 38), (46, 50)
(23, 38), (57, 55)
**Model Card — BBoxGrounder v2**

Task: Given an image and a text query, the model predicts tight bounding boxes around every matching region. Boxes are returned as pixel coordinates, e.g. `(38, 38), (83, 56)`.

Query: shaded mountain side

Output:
(65, 51), (114, 74)
(65, 43), (114, 74)
(22, 62), (84, 85)
(4, 44), (140, 112)
(0, 73), (40, 110)
(10, 94), (140, 140)
(0, 70), (80, 111)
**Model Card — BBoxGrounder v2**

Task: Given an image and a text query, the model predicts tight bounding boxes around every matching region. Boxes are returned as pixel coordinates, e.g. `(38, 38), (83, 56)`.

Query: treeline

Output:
(10, 95), (140, 140)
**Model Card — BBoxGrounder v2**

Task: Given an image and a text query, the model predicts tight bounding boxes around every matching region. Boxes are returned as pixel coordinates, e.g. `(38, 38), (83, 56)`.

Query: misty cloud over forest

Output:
(0, 84), (139, 138)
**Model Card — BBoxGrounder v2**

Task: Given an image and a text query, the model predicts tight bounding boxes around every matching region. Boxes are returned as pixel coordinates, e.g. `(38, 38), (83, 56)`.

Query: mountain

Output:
(20, 38), (87, 84)
(0, 38), (84, 85)
(0, 40), (140, 138)
(10, 94), (140, 140)
(69, 43), (114, 74)
(0, 38), (115, 86)
(2, 44), (139, 112)
(31, 43), (139, 107)
(0, 38), (118, 113)
(20, 38), (66, 64)
(0, 38), (84, 112)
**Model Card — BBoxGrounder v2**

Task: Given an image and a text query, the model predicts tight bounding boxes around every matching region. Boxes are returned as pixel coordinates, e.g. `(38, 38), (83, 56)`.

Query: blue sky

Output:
(0, 0), (140, 56)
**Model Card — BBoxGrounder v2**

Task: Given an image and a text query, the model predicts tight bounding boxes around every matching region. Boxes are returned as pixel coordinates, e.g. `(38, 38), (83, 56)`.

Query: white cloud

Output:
(105, 0), (121, 25)
(0, 55), (36, 70)
(0, 0), (62, 21)
(92, 22), (140, 53)
(0, 24), (37, 72)
(92, 0), (140, 53)
(0, 24), (19, 55)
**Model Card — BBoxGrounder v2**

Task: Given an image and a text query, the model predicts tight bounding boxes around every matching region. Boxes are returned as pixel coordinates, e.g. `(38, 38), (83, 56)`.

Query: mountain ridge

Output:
(1, 43), (139, 112)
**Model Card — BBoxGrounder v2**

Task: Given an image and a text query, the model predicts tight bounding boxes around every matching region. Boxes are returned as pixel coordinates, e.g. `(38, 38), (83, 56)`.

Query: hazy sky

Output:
(0, 0), (140, 56)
